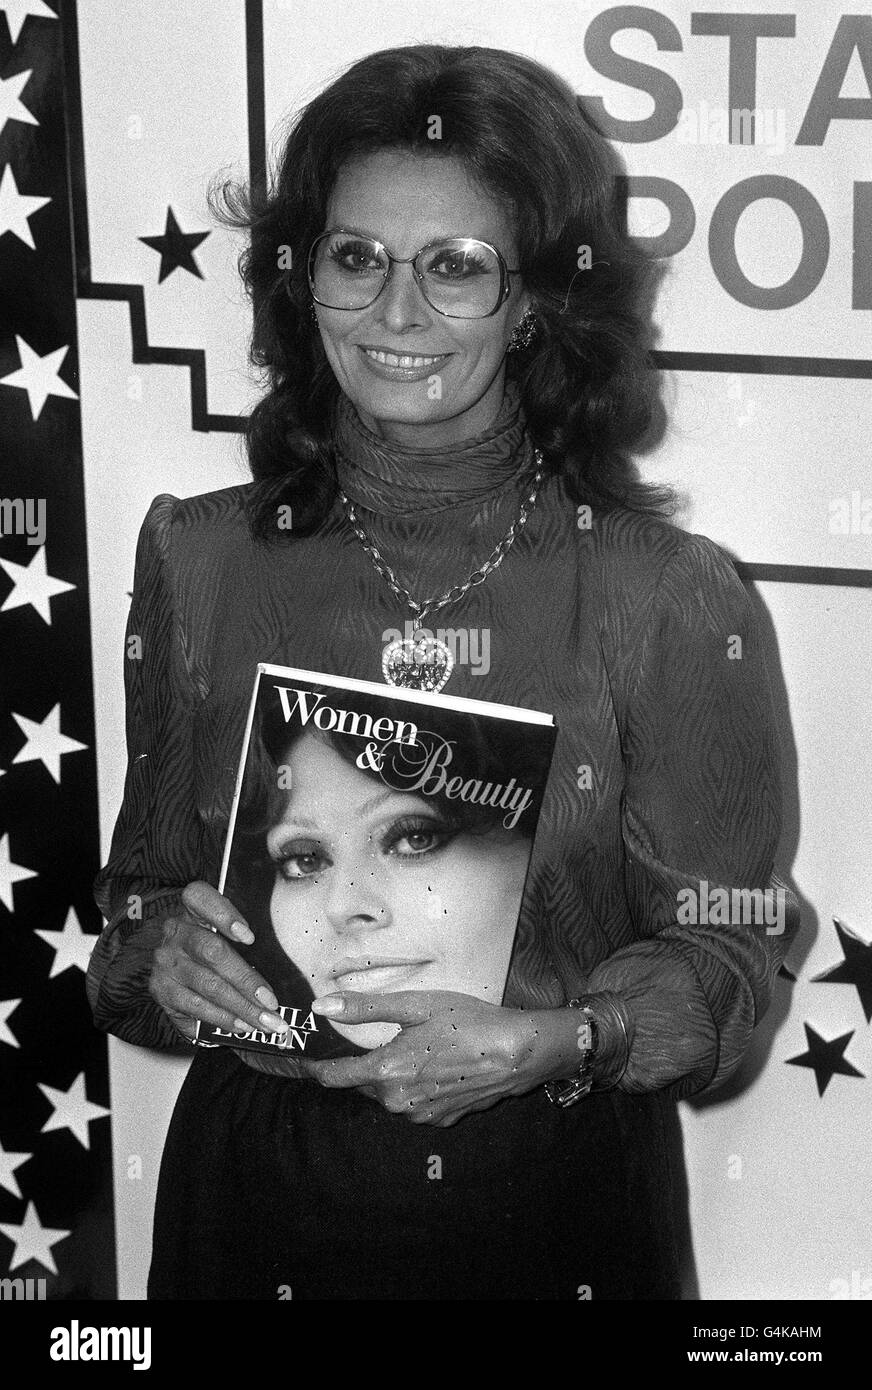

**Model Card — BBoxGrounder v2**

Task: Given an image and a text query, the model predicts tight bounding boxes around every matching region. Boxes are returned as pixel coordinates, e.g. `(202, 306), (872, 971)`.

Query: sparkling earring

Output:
(507, 306), (537, 353)
(309, 302), (318, 323)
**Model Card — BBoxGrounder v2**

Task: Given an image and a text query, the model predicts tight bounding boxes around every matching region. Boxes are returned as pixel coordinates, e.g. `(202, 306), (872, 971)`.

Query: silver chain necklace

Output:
(339, 450), (545, 692)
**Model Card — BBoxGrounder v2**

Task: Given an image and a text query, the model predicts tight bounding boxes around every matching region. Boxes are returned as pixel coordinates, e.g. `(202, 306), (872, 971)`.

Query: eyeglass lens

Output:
(310, 232), (503, 318)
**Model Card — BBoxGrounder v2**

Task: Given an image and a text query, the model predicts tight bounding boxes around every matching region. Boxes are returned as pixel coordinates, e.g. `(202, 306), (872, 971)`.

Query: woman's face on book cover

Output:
(265, 730), (529, 1048)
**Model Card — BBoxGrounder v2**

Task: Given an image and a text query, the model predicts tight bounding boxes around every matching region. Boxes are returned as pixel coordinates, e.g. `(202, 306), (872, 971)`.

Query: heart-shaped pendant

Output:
(382, 634), (455, 693)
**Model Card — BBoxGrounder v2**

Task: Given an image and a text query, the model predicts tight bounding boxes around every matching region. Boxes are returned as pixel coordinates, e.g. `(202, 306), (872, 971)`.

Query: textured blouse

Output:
(88, 390), (796, 1100)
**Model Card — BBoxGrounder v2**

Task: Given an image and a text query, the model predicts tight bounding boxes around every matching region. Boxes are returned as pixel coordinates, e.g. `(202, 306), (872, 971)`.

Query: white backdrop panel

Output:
(77, 0), (254, 416)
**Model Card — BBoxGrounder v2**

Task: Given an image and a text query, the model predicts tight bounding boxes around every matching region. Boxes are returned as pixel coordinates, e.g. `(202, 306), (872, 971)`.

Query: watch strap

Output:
(543, 999), (597, 1107)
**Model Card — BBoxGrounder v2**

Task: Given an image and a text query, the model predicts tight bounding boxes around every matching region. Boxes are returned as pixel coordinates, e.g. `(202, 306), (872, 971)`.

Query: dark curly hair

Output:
(208, 43), (674, 541)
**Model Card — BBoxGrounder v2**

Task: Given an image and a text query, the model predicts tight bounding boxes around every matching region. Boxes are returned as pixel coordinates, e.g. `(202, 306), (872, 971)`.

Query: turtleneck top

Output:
(332, 377), (537, 516)
(89, 383), (796, 1101)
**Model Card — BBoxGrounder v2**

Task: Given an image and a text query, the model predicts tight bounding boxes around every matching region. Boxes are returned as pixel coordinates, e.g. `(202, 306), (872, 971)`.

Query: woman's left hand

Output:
(300, 990), (574, 1126)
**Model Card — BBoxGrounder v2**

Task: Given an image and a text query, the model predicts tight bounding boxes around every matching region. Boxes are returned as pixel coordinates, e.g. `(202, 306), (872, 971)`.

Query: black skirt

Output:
(148, 1048), (682, 1301)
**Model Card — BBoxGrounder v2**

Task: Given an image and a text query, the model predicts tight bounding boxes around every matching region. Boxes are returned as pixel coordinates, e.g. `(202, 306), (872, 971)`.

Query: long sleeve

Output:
(587, 532), (798, 1099)
(88, 494), (205, 1050)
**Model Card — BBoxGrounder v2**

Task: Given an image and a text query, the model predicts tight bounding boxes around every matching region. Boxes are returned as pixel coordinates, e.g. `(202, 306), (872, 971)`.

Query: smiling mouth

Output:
(359, 348), (450, 369)
(329, 956), (434, 987)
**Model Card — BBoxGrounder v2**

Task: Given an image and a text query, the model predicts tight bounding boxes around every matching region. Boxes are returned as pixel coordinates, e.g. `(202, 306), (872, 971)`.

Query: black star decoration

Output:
(811, 919), (872, 1023)
(786, 1024), (864, 1097)
(139, 207), (209, 283)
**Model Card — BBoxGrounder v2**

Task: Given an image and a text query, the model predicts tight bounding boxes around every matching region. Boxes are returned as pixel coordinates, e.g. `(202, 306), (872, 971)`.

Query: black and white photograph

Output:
(0, 0), (869, 1351)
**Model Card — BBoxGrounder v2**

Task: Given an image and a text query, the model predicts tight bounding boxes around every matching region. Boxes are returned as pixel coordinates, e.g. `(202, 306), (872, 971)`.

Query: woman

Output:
(225, 684), (547, 1054)
(88, 44), (796, 1300)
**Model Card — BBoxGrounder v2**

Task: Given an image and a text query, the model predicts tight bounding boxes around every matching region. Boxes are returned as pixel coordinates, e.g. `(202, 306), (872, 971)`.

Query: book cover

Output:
(195, 663), (557, 1058)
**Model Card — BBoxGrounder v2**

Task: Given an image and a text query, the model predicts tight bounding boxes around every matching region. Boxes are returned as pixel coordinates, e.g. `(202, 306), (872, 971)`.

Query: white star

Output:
(0, 547), (74, 625)
(11, 704), (87, 783)
(0, 336), (77, 421)
(38, 1073), (110, 1151)
(0, 164), (50, 248)
(0, 69), (38, 138)
(0, 1202), (70, 1275)
(1, 0), (57, 46)
(36, 908), (97, 978)
(0, 1141), (31, 1199)
(0, 834), (37, 913)
(0, 998), (23, 1048)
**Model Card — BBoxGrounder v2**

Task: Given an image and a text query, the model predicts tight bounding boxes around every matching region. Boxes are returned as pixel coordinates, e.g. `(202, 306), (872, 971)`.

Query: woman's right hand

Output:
(149, 880), (289, 1045)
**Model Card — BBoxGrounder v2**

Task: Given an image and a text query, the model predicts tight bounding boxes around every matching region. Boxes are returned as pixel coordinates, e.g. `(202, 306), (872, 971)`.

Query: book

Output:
(195, 663), (557, 1058)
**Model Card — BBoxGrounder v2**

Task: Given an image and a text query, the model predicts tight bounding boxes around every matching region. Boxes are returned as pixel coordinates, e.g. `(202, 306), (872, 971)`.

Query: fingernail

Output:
(255, 986), (278, 1009)
(312, 995), (344, 1016)
(231, 921), (254, 943)
(260, 1011), (288, 1033)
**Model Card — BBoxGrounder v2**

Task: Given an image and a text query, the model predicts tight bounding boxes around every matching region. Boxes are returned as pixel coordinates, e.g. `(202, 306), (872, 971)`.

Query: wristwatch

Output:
(543, 998), (598, 1108)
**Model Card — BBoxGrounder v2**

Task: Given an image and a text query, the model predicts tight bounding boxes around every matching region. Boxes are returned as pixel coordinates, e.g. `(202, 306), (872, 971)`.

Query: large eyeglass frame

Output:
(307, 228), (521, 319)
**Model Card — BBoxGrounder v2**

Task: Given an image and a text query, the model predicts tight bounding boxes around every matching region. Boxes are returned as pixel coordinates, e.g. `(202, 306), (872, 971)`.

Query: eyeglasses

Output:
(307, 229), (520, 319)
